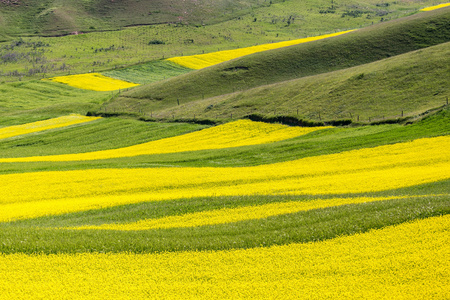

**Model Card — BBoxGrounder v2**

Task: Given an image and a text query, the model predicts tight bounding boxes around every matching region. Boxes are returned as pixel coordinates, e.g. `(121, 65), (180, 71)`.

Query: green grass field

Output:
(111, 8), (449, 122)
(0, 0), (443, 82)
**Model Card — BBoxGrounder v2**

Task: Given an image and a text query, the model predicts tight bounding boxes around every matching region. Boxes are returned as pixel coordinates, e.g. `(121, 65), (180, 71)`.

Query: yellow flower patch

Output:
(0, 115), (101, 140)
(48, 73), (139, 91)
(167, 30), (355, 69)
(1, 215), (448, 299)
(0, 135), (448, 222)
(421, 3), (450, 11)
(0, 120), (331, 162)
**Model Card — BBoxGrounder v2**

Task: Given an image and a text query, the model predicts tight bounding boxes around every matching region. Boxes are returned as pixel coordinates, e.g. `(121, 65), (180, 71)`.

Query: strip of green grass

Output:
(7, 179), (449, 228)
(1, 108), (448, 174)
(102, 60), (192, 84)
(0, 118), (206, 158)
(0, 192), (447, 254)
(0, 80), (111, 118)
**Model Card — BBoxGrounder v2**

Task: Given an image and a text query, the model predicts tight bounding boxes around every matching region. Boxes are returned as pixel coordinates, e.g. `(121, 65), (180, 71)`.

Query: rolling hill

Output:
(105, 8), (450, 122)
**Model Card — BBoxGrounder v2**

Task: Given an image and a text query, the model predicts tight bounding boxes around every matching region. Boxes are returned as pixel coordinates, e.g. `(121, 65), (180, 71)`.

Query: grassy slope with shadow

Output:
(111, 8), (450, 120)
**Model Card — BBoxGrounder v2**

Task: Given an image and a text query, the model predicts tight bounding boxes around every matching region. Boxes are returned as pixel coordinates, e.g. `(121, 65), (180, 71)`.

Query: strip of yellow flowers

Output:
(68, 195), (425, 231)
(167, 30), (355, 69)
(1, 215), (448, 299)
(0, 136), (448, 222)
(47, 73), (139, 91)
(0, 120), (330, 162)
(421, 3), (450, 11)
(0, 114), (101, 140)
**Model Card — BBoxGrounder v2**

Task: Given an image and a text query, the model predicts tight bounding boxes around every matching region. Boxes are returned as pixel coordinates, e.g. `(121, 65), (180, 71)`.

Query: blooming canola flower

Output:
(0, 114), (100, 140)
(0, 120), (331, 162)
(167, 30), (355, 69)
(0, 215), (448, 299)
(0, 135), (448, 222)
(48, 73), (139, 91)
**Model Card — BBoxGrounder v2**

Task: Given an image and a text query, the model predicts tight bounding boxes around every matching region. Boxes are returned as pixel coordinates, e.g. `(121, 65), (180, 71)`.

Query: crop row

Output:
(1, 135), (448, 222)
(1, 214), (448, 299)
(167, 30), (355, 70)
(421, 3), (450, 11)
(0, 120), (329, 162)
(0, 115), (100, 140)
(68, 195), (425, 231)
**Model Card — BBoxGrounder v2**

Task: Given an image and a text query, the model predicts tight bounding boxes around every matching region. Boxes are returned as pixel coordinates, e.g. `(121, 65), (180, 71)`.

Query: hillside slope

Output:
(109, 8), (450, 119)
(104, 41), (449, 123)
(0, 0), (442, 37)
(0, 0), (276, 36)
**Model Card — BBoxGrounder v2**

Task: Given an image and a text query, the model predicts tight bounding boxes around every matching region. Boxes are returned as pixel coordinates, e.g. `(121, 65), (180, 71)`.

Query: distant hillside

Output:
(109, 8), (449, 119)
(0, 0), (442, 37)
(0, 0), (276, 36)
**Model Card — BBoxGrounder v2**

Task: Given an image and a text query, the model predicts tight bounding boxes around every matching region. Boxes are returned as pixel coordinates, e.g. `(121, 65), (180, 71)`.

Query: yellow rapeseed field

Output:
(421, 3), (450, 11)
(0, 114), (101, 140)
(0, 135), (448, 222)
(167, 30), (355, 69)
(48, 73), (139, 91)
(0, 120), (330, 162)
(1, 215), (448, 299)
(69, 195), (425, 231)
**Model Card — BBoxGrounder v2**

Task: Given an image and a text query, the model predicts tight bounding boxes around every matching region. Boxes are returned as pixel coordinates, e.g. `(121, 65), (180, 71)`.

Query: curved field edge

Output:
(1, 192), (448, 254)
(0, 135), (448, 222)
(0, 120), (330, 162)
(47, 73), (139, 91)
(421, 3), (450, 11)
(65, 195), (441, 231)
(167, 30), (355, 70)
(0, 118), (207, 160)
(0, 215), (448, 299)
(0, 114), (101, 140)
(1, 108), (449, 174)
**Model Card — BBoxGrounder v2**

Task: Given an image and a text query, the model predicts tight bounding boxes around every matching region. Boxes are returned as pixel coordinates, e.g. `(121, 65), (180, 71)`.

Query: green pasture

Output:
(0, 80), (110, 121)
(113, 9), (450, 121)
(0, 0), (442, 81)
(103, 60), (192, 84)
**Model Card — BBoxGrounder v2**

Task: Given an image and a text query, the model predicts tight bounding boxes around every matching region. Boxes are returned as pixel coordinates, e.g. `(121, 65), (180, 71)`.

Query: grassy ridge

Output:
(0, 118), (206, 158)
(144, 41), (450, 122)
(112, 8), (449, 120)
(0, 80), (110, 119)
(113, 8), (450, 117)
